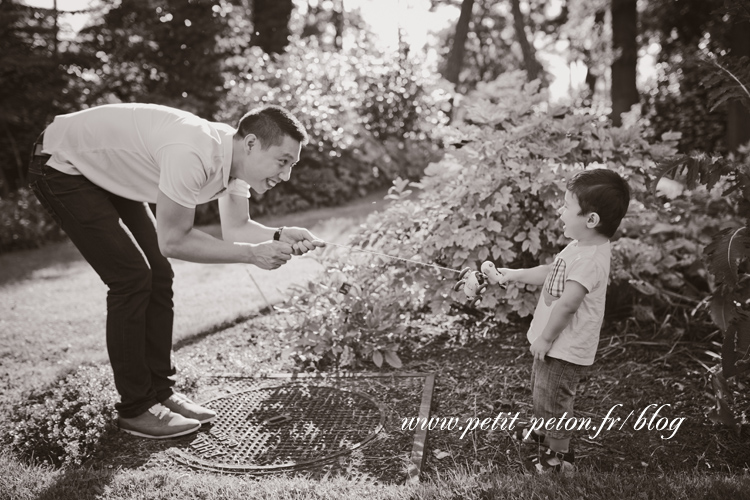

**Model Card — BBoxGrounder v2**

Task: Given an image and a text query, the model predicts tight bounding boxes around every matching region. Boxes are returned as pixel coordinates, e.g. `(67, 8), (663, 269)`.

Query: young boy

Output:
(495, 168), (630, 473)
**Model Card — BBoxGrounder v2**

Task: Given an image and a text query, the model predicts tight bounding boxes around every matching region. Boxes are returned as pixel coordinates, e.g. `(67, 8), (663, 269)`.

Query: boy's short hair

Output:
(235, 105), (308, 149)
(567, 169), (630, 238)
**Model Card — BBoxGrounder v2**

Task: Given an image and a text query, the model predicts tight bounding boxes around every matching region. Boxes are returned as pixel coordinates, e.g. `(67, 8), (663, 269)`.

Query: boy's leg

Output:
(529, 356), (585, 471)
(516, 357), (549, 446)
(28, 162), (159, 418)
(111, 197), (177, 402)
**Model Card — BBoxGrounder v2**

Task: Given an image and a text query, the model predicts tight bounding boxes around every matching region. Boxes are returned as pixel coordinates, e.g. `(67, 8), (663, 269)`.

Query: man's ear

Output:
(244, 134), (257, 152)
(586, 212), (601, 229)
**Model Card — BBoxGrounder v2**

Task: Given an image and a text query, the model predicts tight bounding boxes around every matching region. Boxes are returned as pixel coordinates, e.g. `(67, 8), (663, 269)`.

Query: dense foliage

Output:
(75, 0), (231, 118)
(280, 71), (737, 371)
(642, 0), (749, 154)
(4, 365), (118, 466)
(0, 1), (84, 194)
(0, 188), (65, 253)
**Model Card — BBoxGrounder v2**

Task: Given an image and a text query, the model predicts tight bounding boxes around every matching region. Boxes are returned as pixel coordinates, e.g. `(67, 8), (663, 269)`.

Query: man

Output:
(27, 103), (324, 439)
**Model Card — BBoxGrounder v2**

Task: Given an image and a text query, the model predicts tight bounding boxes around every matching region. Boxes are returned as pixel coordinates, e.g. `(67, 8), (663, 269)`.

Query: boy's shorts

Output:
(530, 356), (588, 440)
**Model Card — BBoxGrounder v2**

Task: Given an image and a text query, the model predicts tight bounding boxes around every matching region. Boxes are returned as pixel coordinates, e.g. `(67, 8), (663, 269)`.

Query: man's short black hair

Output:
(566, 169), (630, 238)
(235, 105), (308, 149)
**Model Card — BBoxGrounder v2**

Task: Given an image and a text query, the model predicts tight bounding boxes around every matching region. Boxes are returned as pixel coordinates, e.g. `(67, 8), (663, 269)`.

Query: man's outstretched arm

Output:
(156, 190), (292, 269)
(218, 193), (325, 255)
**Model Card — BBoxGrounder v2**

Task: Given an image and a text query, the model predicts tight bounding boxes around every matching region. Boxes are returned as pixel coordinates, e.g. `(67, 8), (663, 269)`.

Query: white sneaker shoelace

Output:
(148, 403), (172, 420)
(170, 393), (193, 407)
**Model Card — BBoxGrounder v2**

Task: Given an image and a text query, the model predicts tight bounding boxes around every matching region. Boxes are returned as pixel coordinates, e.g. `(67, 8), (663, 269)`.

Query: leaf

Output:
(629, 279), (658, 296)
(650, 154), (733, 195)
(703, 226), (750, 291)
(660, 131), (682, 142)
(383, 350), (402, 369)
(477, 247), (489, 262)
(372, 350), (383, 368)
(433, 449), (451, 460)
(709, 292), (741, 333)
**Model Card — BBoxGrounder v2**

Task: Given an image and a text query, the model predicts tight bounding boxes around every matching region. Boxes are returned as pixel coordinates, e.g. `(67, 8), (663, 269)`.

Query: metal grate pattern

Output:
(169, 384), (385, 473)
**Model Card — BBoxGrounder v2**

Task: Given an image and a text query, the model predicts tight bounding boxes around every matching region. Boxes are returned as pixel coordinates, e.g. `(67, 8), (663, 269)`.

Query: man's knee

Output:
(108, 266), (153, 296)
(149, 258), (174, 290)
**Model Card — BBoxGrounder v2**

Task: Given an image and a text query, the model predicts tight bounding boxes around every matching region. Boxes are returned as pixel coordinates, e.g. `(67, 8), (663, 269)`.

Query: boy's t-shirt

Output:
(526, 240), (611, 366)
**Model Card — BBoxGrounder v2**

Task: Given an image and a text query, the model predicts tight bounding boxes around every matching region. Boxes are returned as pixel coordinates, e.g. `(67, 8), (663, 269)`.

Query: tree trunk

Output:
(583, 9), (605, 100)
(252, 0), (293, 54)
(332, 0), (344, 50)
(510, 0), (542, 82)
(726, 16), (750, 152)
(443, 0), (474, 85)
(610, 0), (639, 126)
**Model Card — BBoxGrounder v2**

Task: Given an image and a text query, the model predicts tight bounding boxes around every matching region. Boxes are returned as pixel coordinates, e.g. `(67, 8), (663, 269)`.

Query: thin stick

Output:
(245, 268), (273, 311)
(324, 241), (462, 274)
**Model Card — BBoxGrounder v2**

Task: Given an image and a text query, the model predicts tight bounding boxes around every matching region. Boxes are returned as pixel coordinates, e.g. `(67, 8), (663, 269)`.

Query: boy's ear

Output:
(586, 212), (601, 229)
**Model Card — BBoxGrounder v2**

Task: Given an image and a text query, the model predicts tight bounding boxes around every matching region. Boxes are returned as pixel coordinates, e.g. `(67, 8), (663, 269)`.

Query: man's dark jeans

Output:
(28, 147), (176, 418)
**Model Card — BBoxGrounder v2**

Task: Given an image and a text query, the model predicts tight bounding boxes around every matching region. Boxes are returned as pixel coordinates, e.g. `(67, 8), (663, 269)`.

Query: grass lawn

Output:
(1, 190), (750, 499)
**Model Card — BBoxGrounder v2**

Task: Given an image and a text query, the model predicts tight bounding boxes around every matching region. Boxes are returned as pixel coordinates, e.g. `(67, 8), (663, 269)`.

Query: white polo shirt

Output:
(42, 103), (250, 208)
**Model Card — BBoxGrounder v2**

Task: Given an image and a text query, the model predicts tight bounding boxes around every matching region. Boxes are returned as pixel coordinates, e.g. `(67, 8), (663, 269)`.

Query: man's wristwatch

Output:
(273, 227), (284, 241)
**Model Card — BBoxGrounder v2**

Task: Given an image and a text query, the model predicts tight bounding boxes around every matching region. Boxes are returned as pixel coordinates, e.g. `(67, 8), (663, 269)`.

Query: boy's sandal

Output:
(524, 448), (575, 474)
(515, 425), (548, 447)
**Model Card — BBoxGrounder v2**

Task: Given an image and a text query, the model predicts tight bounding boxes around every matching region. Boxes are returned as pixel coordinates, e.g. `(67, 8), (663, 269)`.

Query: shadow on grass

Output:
(0, 240), (86, 286)
(27, 426), (202, 500)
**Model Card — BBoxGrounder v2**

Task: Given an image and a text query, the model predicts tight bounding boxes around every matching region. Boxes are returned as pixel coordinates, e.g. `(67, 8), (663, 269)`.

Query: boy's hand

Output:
(530, 336), (553, 361)
(480, 261), (509, 286)
(494, 267), (513, 286)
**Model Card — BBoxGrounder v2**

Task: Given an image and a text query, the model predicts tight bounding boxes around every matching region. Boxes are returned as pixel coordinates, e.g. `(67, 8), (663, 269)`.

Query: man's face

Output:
(239, 134), (301, 194)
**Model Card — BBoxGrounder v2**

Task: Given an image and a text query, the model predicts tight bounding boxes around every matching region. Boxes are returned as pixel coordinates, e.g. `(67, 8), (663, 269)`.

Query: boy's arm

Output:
(497, 264), (551, 286)
(530, 280), (588, 361)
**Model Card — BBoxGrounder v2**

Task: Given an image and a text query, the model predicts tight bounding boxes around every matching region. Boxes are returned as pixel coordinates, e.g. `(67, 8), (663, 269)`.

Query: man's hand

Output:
(279, 226), (326, 255)
(240, 241), (294, 270)
(530, 336), (554, 362)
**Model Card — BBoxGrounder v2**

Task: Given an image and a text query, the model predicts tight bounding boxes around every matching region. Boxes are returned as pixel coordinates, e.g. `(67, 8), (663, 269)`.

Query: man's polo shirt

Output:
(42, 103), (249, 208)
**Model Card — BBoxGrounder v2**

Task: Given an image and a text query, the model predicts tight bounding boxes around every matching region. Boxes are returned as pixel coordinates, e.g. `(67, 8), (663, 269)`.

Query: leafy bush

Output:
(345, 72), (717, 322)
(0, 187), (66, 253)
(282, 71), (739, 368)
(275, 255), (412, 370)
(4, 365), (118, 467)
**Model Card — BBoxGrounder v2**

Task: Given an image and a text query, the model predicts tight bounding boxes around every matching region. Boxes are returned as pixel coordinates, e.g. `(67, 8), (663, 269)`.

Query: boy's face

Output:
(558, 190), (595, 240)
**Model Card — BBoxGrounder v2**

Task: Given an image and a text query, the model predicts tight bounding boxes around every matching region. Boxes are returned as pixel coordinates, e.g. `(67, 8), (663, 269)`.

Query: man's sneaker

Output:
(118, 403), (201, 439)
(162, 392), (217, 424)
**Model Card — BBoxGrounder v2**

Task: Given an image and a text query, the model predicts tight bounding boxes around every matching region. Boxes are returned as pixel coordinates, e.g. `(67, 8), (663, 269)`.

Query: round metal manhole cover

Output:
(169, 384), (386, 473)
